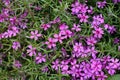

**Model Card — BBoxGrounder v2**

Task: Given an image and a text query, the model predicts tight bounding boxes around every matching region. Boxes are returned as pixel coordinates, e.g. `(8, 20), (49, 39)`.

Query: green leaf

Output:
(107, 74), (120, 80)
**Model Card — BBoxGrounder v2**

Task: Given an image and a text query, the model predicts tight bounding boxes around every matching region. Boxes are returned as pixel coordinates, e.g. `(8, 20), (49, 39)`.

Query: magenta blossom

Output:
(86, 36), (97, 46)
(97, 1), (106, 8)
(27, 45), (36, 56)
(77, 13), (89, 23)
(45, 38), (57, 49)
(13, 60), (22, 68)
(52, 59), (60, 70)
(72, 24), (81, 32)
(12, 41), (21, 51)
(93, 27), (104, 38)
(30, 30), (42, 40)
(73, 42), (84, 52)
(35, 53), (46, 64)
(41, 24), (51, 31)
(53, 33), (64, 44)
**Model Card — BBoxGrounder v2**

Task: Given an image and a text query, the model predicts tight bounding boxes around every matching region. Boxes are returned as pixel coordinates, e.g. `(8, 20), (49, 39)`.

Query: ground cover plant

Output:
(0, 0), (120, 80)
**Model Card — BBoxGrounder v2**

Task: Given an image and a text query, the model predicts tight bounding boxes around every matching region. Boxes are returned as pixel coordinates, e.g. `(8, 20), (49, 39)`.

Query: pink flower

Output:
(77, 14), (89, 23)
(13, 60), (22, 68)
(53, 33), (64, 43)
(52, 59), (60, 70)
(92, 27), (104, 38)
(71, 1), (80, 14)
(73, 42), (84, 52)
(60, 30), (72, 38)
(86, 36), (97, 46)
(93, 14), (104, 25)
(35, 53), (46, 64)
(45, 38), (56, 49)
(12, 41), (21, 51)
(96, 72), (107, 80)
(109, 58), (120, 69)
(97, 1), (106, 8)
(59, 23), (68, 31)
(41, 24), (51, 31)
(72, 24), (81, 32)
(27, 45), (36, 56)
(30, 30), (42, 40)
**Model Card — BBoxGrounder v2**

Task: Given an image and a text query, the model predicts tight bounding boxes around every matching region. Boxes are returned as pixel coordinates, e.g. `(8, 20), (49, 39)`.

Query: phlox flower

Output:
(45, 38), (56, 49)
(35, 53), (46, 64)
(27, 45), (36, 56)
(30, 30), (42, 40)
(12, 41), (21, 51)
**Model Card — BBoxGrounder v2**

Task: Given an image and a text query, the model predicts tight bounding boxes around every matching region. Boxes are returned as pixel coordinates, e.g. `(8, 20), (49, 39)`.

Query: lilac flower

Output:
(88, 6), (93, 14)
(79, 3), (88, 14)
(10, 17), (18, 25)
(53, 33), (64, 43)
(96, 72), (107, 80)
(93, 14), (104, 25)
(50, 17), (61, 24)
(118, 46), (120, 51)
(73, 42), (84, 52)
(30, 30), (42, 40)
(27, 45), (36, 56)
(13, 60), (22, 68)
(113, 38), (120, 44)
(97, 1), (106, 8)
(52, 59), (60, 70)
(12, 41), (21, 51)
(35, 53), (46, 64)
(90, 59), (102, 73)
(104, 24), (116, 34)
(2, 0), (10, 6)
(86, 36), (97, 46)
(109, 58), (120, 69)
(42, 66), (48, 73)
(59, 23), (68, 31)
(106, 65), (116, 75)
(113, 0), (120, 4)
(77, 14), (89, 23)
(60, 30), (72, 38)
(92, 27), (104, 38)
(72, 24), (81, 32)
(41, 24), (51, 31)
(60, 60), (69, 70)
(45, 38), (56, 49)
(71, 1), (80, 14)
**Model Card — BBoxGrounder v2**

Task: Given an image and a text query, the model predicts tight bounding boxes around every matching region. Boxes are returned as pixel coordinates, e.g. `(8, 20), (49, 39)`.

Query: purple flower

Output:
(52, 59), (60, 70)
(13, 60), (22, 68)
(72, 24), (81, 32)
(109, 58), (120, 69)
(93, 14), (104, 25)
(12, 41), (21, 51)
(71, 1), (80, 14)
(59, 23), (68, 31)
(60, 60), (69, 70)
(97, 1), (106, 8)
(60, 29), (72, 38)
(53, 33), (64, 43)
(35, 53), (46, 64)
(90, 59), (102, 73)
(45, 38), (56, 49)
(96, 72), (107, 80)
(2, 0), (10, 6)
(113, 38), (120, 44)
(93, 27), (104, 38)
(27, 45), (36, 56)
(73, 42), (84, 52)
(30, 30), (42, 40)
(41, 24), (51, 31)
(86, 36), (97, 46)
(77, 13), (89, 23)
(113, 0), (120, 4)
